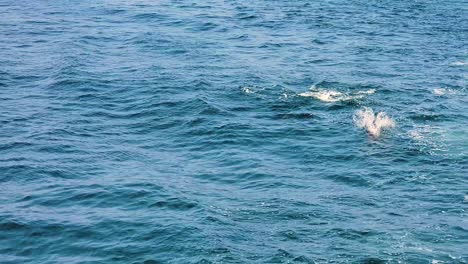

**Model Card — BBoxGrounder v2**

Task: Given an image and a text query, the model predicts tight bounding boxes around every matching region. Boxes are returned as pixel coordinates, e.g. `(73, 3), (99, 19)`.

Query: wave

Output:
(298, 85), (375, 102)
(353, 107), (395, 138)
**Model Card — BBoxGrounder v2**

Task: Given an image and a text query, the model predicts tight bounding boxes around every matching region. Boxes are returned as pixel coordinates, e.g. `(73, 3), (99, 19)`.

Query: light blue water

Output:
(0, 0), (467, 263)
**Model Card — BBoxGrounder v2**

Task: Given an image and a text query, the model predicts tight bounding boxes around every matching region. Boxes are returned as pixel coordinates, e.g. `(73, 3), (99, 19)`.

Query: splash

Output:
(353, 107), (395, 138)
(298, 86), (375, 102)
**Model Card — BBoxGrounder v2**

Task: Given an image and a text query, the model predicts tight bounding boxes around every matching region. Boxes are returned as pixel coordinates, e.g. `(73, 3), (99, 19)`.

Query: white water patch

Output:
(355, 89), (376, 95)
(298, 86), (375, 102)
(298, 90), (352, 102)
(242, 87), (255, 94)
(433, 88), (446, 96)
(353, 107), (395, 138)
(451, 61), (468, 66)
(432, 88), (457, 96)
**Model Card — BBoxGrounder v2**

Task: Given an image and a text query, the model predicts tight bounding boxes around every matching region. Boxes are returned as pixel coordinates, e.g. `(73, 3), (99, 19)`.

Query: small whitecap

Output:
(356, 89), (376, 95)
(298, 90), (348, 102)
(464, 195), (468, 202)
(353, 107), (395, 138)
(433, 88), (446, 96)
(433, 88), (457, 96)
(451, 61), (468, 66)
(298, 85), (373, 102)
(242, 87), (254, 94)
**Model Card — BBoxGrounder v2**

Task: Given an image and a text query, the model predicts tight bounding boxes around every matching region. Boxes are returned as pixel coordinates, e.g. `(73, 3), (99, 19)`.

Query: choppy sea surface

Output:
(1, 0), (467, 263)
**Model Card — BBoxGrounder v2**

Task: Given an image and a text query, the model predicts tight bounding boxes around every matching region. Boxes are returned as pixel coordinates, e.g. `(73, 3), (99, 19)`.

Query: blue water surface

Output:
(1, 0), (467, 263)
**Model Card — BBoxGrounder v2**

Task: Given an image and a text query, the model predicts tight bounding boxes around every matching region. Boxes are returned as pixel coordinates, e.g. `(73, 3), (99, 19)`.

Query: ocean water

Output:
(1, 0), (467, 263)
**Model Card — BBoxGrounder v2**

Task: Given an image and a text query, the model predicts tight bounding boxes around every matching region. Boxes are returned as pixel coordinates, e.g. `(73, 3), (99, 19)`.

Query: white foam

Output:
(242, 87), (254, 94)
(451, 61), (468, 66)
(298, 90), (352, 102)
(356, 89), (376, 95)
(298, 86), (375, 102)
(433, 88), (446, 95)
(432, 88), (457, 96)
(353, 107), (395, 138)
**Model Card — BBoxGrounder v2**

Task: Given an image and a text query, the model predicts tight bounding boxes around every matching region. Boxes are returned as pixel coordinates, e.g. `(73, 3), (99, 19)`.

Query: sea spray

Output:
(353, 107), (395, 137)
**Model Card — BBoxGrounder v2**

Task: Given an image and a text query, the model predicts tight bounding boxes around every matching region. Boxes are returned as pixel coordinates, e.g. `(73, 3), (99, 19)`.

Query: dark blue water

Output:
(1, 0), (467, 263)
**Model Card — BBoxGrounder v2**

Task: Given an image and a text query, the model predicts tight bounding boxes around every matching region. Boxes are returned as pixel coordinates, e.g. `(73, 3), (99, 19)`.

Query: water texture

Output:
(1, 0), (467, 263)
